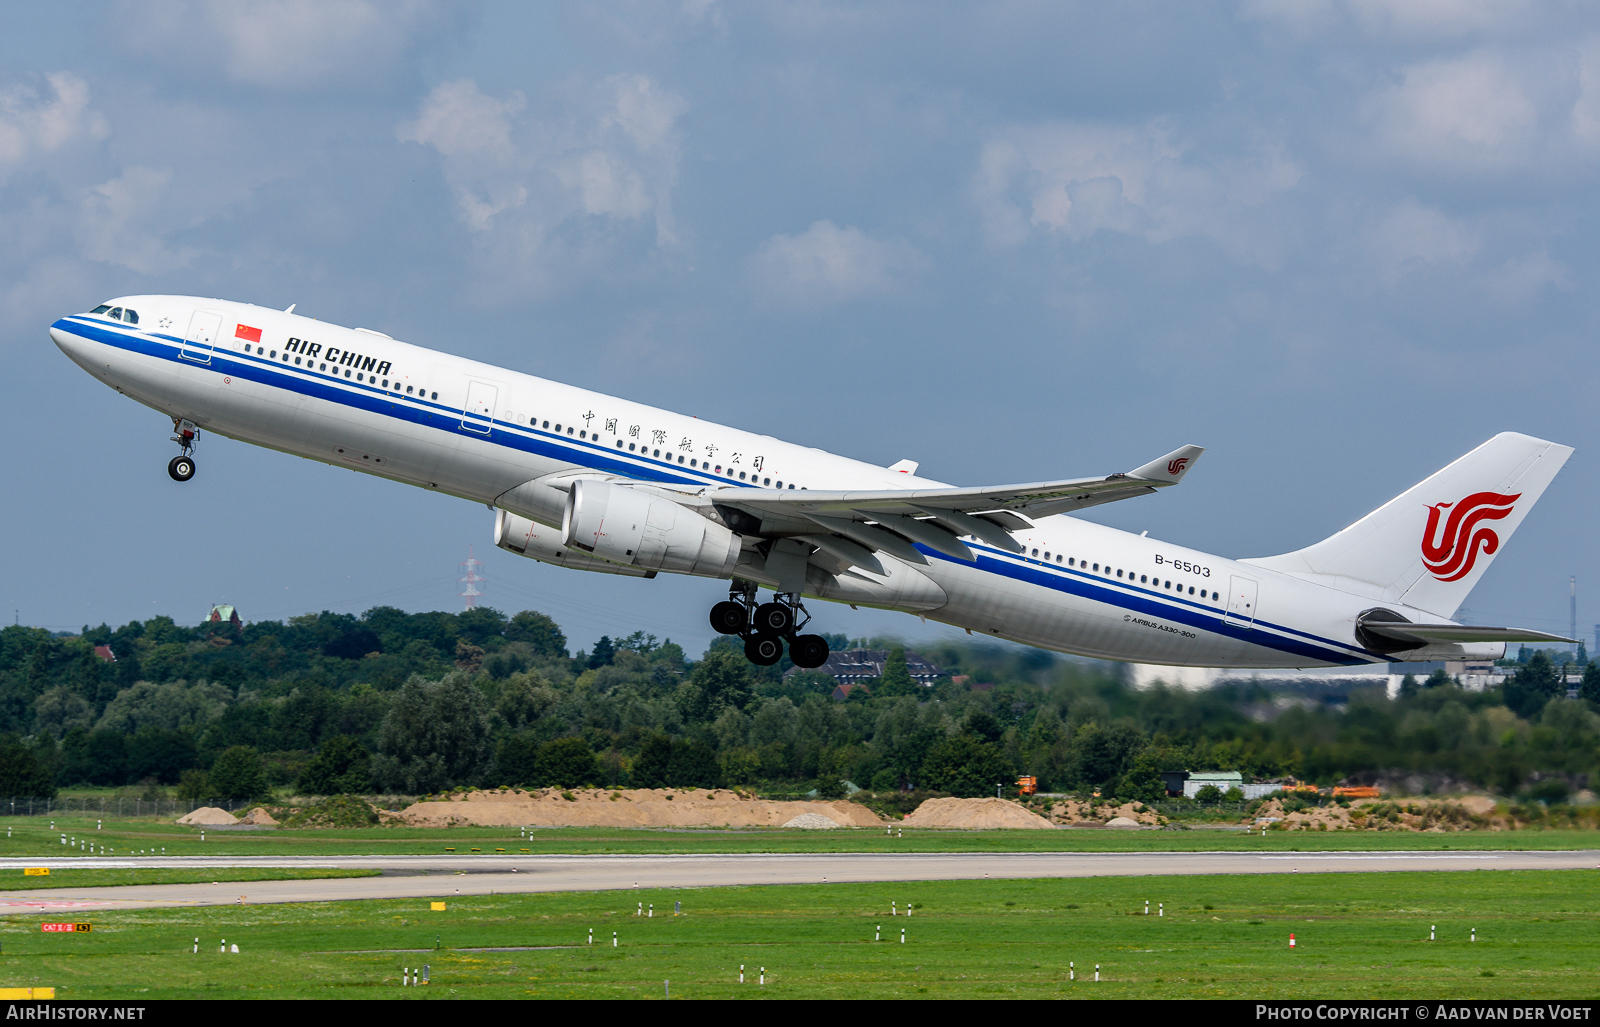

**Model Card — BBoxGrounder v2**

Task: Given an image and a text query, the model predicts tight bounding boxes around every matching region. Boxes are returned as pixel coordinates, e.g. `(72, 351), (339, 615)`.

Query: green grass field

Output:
(3, 816), (1598, 859)
(0, 868), (380, 890)
(0, 870), (1591, 999)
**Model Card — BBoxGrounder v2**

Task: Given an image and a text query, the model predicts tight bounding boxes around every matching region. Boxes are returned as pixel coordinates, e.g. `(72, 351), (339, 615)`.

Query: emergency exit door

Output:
(460, 381), (498, 435)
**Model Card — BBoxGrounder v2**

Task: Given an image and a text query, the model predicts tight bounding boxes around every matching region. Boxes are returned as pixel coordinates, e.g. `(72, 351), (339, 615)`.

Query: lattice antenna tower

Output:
(1572, 576), (1579, 653)
(458, 546), (486, 611)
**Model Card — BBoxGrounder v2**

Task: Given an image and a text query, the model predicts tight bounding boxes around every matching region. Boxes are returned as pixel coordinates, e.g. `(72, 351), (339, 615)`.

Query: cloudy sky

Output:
(5, 1), (1599, 657)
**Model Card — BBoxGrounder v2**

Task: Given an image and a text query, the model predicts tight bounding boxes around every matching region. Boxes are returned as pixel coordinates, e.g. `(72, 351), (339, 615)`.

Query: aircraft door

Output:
(461, 381), (498, 435)
(181, 310), (222, 363)
(1224, 575), (1258, 629)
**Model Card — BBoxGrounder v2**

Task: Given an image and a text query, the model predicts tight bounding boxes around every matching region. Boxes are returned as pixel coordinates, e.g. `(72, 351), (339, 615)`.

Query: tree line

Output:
(0, 609), (1595, 803)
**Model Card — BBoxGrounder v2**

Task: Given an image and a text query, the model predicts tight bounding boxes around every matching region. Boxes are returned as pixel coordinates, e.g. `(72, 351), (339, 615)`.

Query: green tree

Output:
(1194, 783), (1223, 804)
(209, 745), (267, 800)
(538, 737), (600, 787)
(296, 736), (373, 795)
(505, 611), (568, 658)
(920, 735), (1013, 797)
(632, 734), (673, 788)
(875, 647), (916, 698)
(588, 636), (616, 669)
(1580, 662), (1600, 707)
(665, 739), (720, 788)
(1423, 668), (1455, 689)
(0, 738), (55, 798)
(1504, 651), (1562, 718)
(1398, 673), (1419, 698)
(371, 674), (494, 793)
(495, 734), (542, 787)
(679, 648), (754, 722)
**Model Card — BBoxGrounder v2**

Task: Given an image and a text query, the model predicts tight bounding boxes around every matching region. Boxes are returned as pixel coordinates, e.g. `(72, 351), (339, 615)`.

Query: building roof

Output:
(786, 648), (944, 685)
(208, 605), (240, 624)
(1186, 771), (1243, 783)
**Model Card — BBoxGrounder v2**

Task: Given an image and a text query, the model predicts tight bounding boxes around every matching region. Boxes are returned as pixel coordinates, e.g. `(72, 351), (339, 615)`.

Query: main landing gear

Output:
(167, 418), (198, 481)
(710, 581), (831, 670)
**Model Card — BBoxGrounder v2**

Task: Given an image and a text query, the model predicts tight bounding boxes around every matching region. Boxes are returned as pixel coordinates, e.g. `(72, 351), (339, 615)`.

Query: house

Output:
(207, 605), (242, 628)
(92, 645), (115, 663)
(785, 648), (944, 687)
(831, 683), (869, 702)
(1182, 771), (1243, 799)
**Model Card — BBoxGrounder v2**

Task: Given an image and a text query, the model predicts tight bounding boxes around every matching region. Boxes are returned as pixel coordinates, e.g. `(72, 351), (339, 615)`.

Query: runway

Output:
(0, 849), (1591, 913)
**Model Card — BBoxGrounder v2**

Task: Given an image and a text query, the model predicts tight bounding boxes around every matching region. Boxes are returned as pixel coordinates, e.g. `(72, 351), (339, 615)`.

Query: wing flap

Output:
(1358, 621), (1576, 646)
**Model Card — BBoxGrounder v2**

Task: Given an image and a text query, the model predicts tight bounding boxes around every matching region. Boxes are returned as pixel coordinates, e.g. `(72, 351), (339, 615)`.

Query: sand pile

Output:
(783, 813), (843, 829)
(176, 807), (238, 825)
(394, 788), (883, 829)
(1256, 796), (1503, 832)
(1105, 816), (1143, 829)
(237, 808), (279, 826)
(899, 797), (1054, 829)
(1032, 799), (1165, 827)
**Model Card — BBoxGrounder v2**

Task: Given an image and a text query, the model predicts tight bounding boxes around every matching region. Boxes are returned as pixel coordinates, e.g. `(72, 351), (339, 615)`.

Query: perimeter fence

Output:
(0, 797), (255, 819)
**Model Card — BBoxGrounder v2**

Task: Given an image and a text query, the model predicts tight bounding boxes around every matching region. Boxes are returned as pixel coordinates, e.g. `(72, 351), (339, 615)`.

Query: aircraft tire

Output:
(709, 601), (747, 635)
(789, 634), (830, 669)
(752, 602), (794, 636)
(744, 633), (784, 667)
(168, 456), (195, 482)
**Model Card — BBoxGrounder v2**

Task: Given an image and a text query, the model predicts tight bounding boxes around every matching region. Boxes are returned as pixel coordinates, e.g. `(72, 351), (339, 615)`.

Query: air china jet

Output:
(52, 296), (1575, 670)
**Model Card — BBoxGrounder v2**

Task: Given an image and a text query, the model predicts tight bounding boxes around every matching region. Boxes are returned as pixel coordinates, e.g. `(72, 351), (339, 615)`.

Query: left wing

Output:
(716, 444), (1203, 565)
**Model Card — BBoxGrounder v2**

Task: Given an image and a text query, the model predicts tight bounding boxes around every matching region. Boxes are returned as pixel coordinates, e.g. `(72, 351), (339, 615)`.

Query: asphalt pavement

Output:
(0, 849), (1591, 913)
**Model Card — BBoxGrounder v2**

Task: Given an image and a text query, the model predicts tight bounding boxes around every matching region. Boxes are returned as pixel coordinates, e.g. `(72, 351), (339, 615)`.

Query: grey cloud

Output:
(0, 73), (106, 181)
(748, 220), (921, 307)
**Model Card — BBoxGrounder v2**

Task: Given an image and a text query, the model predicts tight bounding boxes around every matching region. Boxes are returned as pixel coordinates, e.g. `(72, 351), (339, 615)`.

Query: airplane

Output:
(51, 295), (1576, 672)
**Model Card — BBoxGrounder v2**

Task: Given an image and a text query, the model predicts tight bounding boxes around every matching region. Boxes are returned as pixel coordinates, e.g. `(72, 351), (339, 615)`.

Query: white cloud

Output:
(1243, 0), (1540, 41)
(974, 121), (1302, 262)
(0, 73), (107, 180)
(78, 167), (199, 275)
(1366, 199), (1478, 285)
(119, 0), (462, 90)
(748, 220), (919, 306)
(1366, 51), (1544, 174)
(399, 75), (687, 292)
(1484, 248), (1570, 303)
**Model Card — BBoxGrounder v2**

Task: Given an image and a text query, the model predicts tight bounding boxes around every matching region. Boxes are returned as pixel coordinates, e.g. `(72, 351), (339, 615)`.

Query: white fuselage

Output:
(51, 296), (1493, 670)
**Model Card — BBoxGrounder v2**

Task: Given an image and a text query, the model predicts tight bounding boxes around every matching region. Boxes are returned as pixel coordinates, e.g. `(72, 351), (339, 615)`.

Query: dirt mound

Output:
(899, 797), (1054, 829)
(282, 795), (380, 829)
(1256, 795), (1505, 832)
(176, 807), (238, 825)
(783, 813), (843, 829)
(1105, 816), (1143, 829)
(1031, 799), (1165, 827)
(393, 788), (883, 829)
(237, 807), (279, 826)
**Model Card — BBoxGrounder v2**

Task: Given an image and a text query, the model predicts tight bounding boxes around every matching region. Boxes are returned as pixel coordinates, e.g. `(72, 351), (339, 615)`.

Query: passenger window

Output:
(691, 459), (699, 468)
(431, 392), (437, 399)
(109, 308), (123, 320)
(1068, 558), (1074, 566)
(1092, 563), (1099, 571)
(554, 424), (561, 432)
(542, 420), (548, 428)
(124, 310), (138, 324)
(295, 357), (302, 365)
(567, 428), (574, 435)
(763, 477), (769, 485)
(678, 455), (685, 464)
(320, 363), (326, 371)
(1031, 549), (1038, 557)
(579, 430), (586, 439)
(270, 350), (277, 359)
(714, 465), (722, 473)
(788, 484), (796, 489)
(616, 440), (623, 448)
(652, 448), (659, 457)
(1141, 575), (1147, 583)
(739, 471), (747, 480)
(1116, 569), (1123, 578)
(90, 305), (111, 314)
(629, 443), (636, 451)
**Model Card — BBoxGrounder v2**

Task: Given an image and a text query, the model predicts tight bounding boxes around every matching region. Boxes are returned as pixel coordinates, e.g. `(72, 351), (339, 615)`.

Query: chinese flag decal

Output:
(235, 324), (262, 344)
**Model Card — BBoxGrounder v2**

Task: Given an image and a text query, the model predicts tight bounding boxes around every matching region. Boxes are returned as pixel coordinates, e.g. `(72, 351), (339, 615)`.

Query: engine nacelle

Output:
(562, 479), (741, 578)
(495, 508), (656, 578)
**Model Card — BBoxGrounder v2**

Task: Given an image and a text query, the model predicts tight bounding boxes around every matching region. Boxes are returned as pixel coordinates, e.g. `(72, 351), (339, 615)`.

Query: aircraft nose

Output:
(50, 318), (92, 365)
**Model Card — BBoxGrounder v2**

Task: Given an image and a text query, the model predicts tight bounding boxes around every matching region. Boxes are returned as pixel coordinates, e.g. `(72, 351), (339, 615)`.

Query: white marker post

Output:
(193, 938), (198, 955)
(876, 926), (881, 941)
(1430, 925), (1436, 941)
(901, 928), (905, 944)
(1144, 900), (1149, 915)
(1159, 903), (1164, 917)
(760, 967), (765, 986)
(613, 932), (617, 948)
(892, 901), (896, 916)
(1069, 962), (1074, 981)
(588, 928), (593, 945)
(740, 965), (744, 984)
(1095, 964), (1100, 982)
(1472, 928), (1476, 942)
(1289, 934), (1296, 948)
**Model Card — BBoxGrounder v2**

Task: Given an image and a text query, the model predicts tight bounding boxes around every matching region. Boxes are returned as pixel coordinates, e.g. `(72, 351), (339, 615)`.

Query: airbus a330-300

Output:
(52, 296), (1575, 670)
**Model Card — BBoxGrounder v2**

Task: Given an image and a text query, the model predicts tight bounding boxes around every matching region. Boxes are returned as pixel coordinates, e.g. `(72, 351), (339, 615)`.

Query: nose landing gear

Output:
(709, 581), (832, 669)
(167, 418), (198, 482)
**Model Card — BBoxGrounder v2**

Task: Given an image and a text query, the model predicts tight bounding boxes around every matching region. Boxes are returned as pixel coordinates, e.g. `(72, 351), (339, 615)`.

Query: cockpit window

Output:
(123, 309), (138, 324)
(90, 305), (111, 315)
(109, 308), (123, 320)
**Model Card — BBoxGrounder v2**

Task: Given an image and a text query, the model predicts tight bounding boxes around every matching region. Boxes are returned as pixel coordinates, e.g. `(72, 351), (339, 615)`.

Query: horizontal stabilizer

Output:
(1358, 620), (1576, 646)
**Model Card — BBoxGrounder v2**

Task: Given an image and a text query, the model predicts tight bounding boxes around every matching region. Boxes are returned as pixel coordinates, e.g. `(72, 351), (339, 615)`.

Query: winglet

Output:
(1128, 445), (1204, 484)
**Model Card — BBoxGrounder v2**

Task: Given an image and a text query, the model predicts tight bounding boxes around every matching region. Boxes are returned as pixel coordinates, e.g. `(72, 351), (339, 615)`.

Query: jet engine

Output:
(495, 508), (656, 578)
(562, 479), (741, 578)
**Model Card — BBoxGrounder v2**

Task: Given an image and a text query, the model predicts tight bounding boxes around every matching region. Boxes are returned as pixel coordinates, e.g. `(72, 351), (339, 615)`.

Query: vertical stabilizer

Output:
(1242, 433), (1572, 618)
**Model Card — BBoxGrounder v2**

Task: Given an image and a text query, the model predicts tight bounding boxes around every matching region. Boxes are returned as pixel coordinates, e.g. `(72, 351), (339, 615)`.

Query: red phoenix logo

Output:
(1167, 457), (1190, 476)
(1421, 492), (1519, 582)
